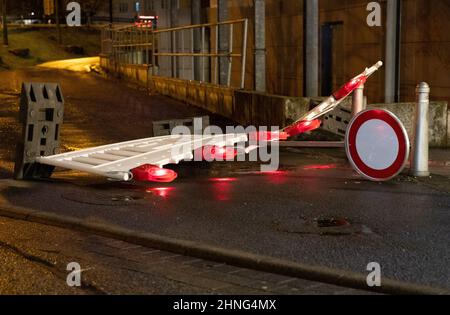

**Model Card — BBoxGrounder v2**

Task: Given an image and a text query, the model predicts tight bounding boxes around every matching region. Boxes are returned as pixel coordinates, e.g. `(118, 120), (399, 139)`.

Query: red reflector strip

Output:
(333, 74), (368, 100)
(249, 131), (288, 142)
(131, 165), (178, 183)
(284, 119), (322, 137)
(200, 146), (238, 161)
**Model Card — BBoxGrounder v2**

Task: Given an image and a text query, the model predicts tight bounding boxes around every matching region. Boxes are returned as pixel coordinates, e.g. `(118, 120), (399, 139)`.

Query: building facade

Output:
(205, 0), (450, 105)
(100, 0), (450, 105)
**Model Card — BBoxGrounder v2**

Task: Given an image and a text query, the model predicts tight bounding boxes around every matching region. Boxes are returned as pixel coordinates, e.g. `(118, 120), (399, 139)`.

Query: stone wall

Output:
(100, 55), (450, 147)
(367, 102), (449, 148)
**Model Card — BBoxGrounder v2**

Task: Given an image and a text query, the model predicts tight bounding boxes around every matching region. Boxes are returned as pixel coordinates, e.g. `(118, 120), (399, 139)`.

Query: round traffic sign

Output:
(345, 109), (410, 181)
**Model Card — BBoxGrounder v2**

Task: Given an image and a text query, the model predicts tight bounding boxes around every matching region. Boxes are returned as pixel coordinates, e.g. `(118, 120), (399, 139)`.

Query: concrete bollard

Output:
(352, 84), (366, 117)
(410, 82), (430, 177)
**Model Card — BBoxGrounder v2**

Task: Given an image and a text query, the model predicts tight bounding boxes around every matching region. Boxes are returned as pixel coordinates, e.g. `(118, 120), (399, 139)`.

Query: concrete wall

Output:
(233, 91), (311, 127)
(151, 77), (235, 119)
(100, 56), (450, 148)
(101, 57), (150, 85)
(367, 102), (449, 148)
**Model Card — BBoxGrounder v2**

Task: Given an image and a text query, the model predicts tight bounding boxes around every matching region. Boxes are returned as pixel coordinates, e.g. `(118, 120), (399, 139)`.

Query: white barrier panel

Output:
(37, 134), (248, 181)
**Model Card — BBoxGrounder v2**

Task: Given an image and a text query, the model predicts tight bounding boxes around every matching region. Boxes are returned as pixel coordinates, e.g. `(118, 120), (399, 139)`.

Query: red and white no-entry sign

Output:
(346, 109), (410, 181)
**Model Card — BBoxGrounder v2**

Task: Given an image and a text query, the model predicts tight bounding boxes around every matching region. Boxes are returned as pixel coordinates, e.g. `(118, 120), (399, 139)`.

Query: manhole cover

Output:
(275, 217), (371, 236)
(317, 218), (351, 228)
(61, 190), (144, 206)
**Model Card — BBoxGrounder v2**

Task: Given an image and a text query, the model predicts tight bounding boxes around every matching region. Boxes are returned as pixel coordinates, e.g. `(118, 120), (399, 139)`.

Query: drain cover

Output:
(317, 217), (351, 228)
(275, 217), (370, 236)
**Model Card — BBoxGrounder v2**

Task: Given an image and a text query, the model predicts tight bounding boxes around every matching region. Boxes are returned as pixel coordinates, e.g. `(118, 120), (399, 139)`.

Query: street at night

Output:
(1, 66), (449, 295)
(0, 0), (449, 309)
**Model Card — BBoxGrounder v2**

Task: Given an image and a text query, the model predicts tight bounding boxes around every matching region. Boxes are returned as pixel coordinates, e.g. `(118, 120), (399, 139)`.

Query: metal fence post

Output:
(201, 26), (205, 82)
(227, 23), (233, 87)
(241, 19), (248, 89)
(410, 82), (430, 177)
(352, 84), (365, 117)
(152, 31), (156, 75)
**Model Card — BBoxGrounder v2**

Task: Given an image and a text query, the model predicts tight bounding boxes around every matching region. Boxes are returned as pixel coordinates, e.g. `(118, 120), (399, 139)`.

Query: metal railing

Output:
(101, 19), (249, 89)
(101, 24), (153, 66)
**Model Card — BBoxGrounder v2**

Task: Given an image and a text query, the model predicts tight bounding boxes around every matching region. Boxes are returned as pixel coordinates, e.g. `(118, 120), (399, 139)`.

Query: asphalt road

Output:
(0, 68), (449, 292)
(1, 151), (449, 290)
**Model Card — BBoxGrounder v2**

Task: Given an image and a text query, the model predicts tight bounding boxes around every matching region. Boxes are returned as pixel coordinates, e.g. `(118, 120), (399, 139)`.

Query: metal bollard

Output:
(410, 82), (430, 177)
(352, 84), (366, 117)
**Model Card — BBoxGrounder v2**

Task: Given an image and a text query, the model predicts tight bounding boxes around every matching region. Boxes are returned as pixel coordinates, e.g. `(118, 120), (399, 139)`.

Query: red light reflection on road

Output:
(261, 170), (289, 184)
(197, 146), (238, 161)
(260, 170), (288, 176)
(146, 187), (175, 198)
(209, 177), (238, 183)
(209, 178), (238, 201)
(303, 164), (337, 171)
(284, 119), (321, 137)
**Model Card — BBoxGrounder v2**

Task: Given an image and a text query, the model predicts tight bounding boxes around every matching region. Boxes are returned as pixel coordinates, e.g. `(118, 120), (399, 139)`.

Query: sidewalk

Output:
(1, 216), (371, 295)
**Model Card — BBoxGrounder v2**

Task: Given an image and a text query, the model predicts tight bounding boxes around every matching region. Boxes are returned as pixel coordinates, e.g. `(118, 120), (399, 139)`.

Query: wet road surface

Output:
(0, 216), (371, 294)
(0, 68), (449, 292)
(1, 151), (449, 291)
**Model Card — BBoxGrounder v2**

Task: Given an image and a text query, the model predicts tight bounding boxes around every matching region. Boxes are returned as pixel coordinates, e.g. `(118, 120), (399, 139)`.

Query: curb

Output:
(0, 203), (448, 295)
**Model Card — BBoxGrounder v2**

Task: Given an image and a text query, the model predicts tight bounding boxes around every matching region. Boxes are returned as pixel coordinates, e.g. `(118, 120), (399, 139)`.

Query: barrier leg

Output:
(14, 83), (64, 180)
(352, 84), (365, 117)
